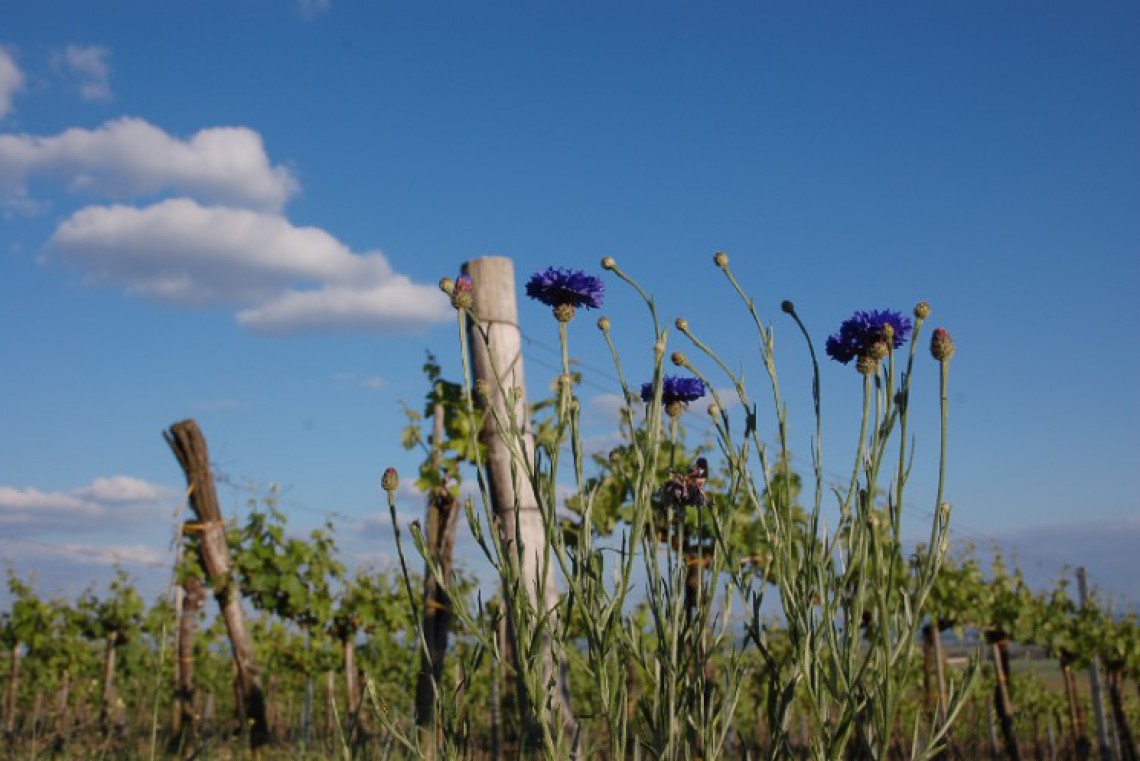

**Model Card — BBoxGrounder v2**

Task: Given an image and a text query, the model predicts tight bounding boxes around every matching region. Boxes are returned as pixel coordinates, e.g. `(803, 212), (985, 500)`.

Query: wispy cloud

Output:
(0, 475), (175, 536)
(53, 44), (113, 102)
(297, 0), (331, 20)
(333, 373), (387, 391)
(0, 47), (25, 119)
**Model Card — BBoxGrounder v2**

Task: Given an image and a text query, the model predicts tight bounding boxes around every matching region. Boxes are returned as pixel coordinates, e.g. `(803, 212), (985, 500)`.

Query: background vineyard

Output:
(3, 470), (1138, 760)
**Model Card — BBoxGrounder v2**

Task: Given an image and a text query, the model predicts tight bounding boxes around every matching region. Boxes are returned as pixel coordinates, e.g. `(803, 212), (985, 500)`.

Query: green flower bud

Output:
(438, 277), (454, 295)
(856, 355), (879, 376)
(713, 251), (729, 268)
(675, 317), (689, 332)
(597, 315), (611, 331)
(914, 301), (931, 320)
(600, 256), (617, 270)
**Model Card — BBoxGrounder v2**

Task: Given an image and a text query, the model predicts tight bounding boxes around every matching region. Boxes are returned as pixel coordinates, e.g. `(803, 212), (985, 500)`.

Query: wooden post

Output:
(3, 642), (21, 740)
(415, 399), (462, 744)
(1062, 650), (1091, 760)
(164, 419), (270, 756)
(462, 256), (578, 749)
(1106, 666), (1137, 761)
(988, 629), (1022, 761)
(1077, 568), (1113, 761)
(175, 575), (205, 744)
(98, 630), (119, 736)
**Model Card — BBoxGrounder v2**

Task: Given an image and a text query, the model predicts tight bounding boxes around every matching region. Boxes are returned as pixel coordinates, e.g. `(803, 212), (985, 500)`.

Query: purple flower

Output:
(640, 375), (707, 406)
(825, 309), (913, 364)
(525, 267), (605, 310)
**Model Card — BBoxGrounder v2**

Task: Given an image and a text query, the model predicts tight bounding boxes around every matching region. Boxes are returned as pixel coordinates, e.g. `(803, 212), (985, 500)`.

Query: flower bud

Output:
(881, 323), (895, 345)
(380, 467), (399, 494)
(914, 301), (931, 321)
(597, 315), (611, 331)
(450, 274), (474, 310)
(600, 256), (617, 270)
(869, 341), (889, 361)
(930, 328), (955, 362)
(653, 340), (666, 359)
(713, 251), (729, 268)
(671, 351), (687, 367)
(675, 317), (689, 332)
(856, 355), (878, 376)
(553, 303), (576, 322)
(438, 277), (454, 295)
(781, 300), (795, 315)
(707, 403), (721, 418)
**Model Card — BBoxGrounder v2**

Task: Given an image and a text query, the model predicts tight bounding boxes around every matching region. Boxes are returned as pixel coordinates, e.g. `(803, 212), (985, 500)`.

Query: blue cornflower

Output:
(526, 267), (605, 321)
(641, 375), (706, 416)
(825, 309), (913, 365)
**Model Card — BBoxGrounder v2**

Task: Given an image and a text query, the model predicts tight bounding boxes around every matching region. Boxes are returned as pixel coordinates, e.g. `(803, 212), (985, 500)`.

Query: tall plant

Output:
(382, 254), (972, 760)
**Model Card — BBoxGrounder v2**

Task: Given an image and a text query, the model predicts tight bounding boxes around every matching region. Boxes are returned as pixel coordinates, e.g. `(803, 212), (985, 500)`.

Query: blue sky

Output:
(2, 1), (1137, 607)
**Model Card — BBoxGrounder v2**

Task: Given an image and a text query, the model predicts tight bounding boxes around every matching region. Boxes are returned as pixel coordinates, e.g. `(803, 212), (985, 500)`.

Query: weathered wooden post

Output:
(164, 419), (270, 756)
(988, 628), (1022, 761)
(1077, 568), (1113, 761)
(462, 256), (577, 748)
(415, 399), (462, 743)
(174, 575), (205, 744)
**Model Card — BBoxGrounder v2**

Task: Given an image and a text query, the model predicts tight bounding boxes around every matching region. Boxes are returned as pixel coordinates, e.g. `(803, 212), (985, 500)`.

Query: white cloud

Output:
(0, 485), (93, 515)
(53, 44), (113, 102)
(50, 198), (386, 304)
(238, 280), (450, 335)
(335, 373), (387, 390)
(0, 117), (298, 211)
(0, 47), (25, 119)
(49, 197), (451, 333)
(0, 476), (174, 533)
(297, 0), (331, 20)
(73, 475), (171, 504)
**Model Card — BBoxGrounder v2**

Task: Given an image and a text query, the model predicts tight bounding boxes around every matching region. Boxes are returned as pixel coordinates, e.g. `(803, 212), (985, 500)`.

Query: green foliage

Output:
(400, 351), (482, 494)
(77, 568), (145, 642)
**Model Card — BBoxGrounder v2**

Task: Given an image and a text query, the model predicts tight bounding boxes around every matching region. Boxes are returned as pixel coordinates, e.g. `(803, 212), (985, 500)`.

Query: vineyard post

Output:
(1077, 567), (1113, 761)
(164, 419), (270, 757)
(414, 398), (461, 742)
(462, 256), (578, 747)
(170, 534), (183, 738)
(3, 640), (19, 739)
(175, 575), (205, 745)
(988, 628), (1022, 761)
(1062, 650), (1091, 760)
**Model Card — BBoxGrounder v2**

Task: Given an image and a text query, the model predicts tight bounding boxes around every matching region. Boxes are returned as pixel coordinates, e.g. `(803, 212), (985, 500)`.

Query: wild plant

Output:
(380, 254), (974, 761)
